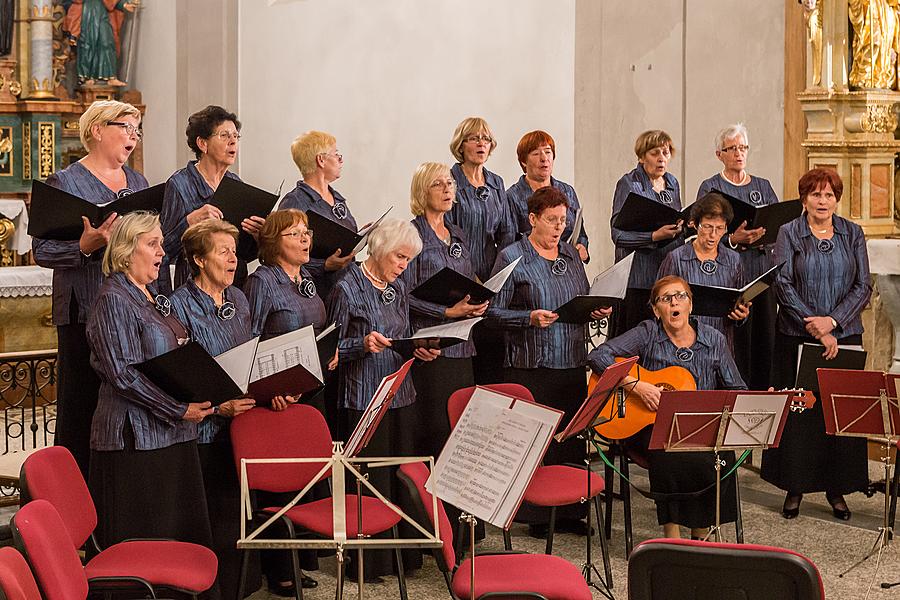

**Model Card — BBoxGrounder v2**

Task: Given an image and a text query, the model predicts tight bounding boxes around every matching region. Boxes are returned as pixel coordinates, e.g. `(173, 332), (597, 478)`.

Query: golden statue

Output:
(848, 0), (900, 90)
(801, 0), (823, 86)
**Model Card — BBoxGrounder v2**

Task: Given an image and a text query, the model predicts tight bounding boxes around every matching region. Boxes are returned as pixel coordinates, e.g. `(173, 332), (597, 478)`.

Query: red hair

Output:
(516, 130), (555, 172)
(798, 168), (843, 202)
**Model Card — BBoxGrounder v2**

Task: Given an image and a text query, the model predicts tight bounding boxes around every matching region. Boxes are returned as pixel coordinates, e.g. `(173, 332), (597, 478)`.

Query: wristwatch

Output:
(829, 317), (837, 329)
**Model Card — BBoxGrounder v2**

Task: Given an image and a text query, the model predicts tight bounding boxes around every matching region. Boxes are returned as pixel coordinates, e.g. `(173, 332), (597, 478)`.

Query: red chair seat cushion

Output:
(452, 553), (592, 600)
(84, 541), (217, 593)
(523, 465), (604, 506)
(264, 494), (401, 537)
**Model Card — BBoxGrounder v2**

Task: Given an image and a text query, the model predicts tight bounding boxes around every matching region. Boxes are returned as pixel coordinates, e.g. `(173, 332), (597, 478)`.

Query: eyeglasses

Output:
(212, 131), (242, 142)
(281, 228), (313, 239)
(106, 121), (143, 140)
(539, 215), (567, 227)
(464, 134), (493, 144)
(429, 179), (456, 189)
(654, 291), (691, 305)
(318, 150), (343, 162)
(697, 223), (727, 234)
(720, 144), (749, 154)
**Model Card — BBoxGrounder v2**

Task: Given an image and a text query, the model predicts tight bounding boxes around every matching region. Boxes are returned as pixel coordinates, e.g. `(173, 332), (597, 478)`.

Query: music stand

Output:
(819, 368), (900, 593)
(555, 356), (638, 598)
(650, 390), (799, 541)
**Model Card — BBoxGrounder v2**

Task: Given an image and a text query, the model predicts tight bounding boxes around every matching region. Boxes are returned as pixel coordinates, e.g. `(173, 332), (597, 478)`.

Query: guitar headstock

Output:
(783, 388), (816, 413)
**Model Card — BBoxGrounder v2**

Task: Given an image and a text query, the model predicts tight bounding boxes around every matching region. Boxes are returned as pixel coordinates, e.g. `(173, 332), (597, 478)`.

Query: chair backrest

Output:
(11, 500), (89, 600)
(628, 538), (825, 600)
(19, 447), (96, 548)
(0, 547), (42, 600)
(446, 383), (534, 429)
(396, 462), (456, 573)
(230, 404), (333, 493)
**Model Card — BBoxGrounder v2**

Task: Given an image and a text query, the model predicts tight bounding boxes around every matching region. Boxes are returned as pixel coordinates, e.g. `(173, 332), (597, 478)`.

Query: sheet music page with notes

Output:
(724, 393), (789, 446)
(250, 324), (323, 383)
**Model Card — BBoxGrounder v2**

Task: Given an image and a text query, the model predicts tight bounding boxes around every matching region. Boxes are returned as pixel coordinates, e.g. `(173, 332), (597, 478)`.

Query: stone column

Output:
(26, 0), (55, 99)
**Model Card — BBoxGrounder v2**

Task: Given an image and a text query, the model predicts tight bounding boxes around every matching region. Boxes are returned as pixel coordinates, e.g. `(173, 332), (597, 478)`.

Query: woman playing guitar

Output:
(587, 275), (746, 539)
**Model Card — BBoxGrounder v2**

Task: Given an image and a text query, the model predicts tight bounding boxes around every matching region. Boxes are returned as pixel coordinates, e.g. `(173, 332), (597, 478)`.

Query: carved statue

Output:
(848, 0), (900, 90)
(62, 0), (138, 87)
(801, 0), (823, 86)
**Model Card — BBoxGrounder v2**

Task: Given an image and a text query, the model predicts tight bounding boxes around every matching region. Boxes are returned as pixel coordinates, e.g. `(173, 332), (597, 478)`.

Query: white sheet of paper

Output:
(736, 263), (782, 304)
(567, 208), (583, 246)
(483, 256), (522, 294)
(724, 394), (790, 446)
(409, 317), (483, 341)
(589, 252), (634, 298)
(316, 322), (337, 341)
(214, 336), (259, 394)
(351, 207), (394, 254)
(251, 324), (323, 384)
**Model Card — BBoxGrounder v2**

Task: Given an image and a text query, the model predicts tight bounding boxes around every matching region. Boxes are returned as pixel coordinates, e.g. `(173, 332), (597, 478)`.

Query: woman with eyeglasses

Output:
(32, 100), (148, 479)
(761, 168), (871, 522)
(279, 131), (357, 301)
(506, 130), (590, 262)
(697, 124), (779, 391)
(447, 117), (516, 384)
(160, 105), (264, 293)
(588, 275), (746, 539)
(658, 192), (749, 349)
(486, 186), (610, 536)
(610, 130), (684, 338)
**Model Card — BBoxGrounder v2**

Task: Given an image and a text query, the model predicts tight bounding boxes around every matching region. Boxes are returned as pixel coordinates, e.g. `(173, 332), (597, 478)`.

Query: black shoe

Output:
(782, 493), (802, 519)
(826, 494), (852, 521)
(269, 575), (318, 596)
(555, 518), (595, 536)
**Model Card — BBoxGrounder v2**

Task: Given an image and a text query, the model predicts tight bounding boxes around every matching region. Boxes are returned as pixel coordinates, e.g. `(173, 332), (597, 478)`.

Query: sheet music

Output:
(214, 336), (259, 394)
(566, 208), (583, 246)
(408, 317), (482, 341)
(589, 252), (634, 298)
(351, 207), (394, 254)
(482, 256), (522, 293)
(251, 324), (323, 384)
(724, 394), (789, 446)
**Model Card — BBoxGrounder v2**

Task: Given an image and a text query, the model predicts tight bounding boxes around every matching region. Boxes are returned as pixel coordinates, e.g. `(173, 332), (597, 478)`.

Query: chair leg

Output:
(544, 506), (557, 555)
(502, 528), (512, 551)
(620, 450), (633, 557)
(392, 526), (408, 600)
(734, 469), (744, 544)
(236, 549), (251, 600)
(594, 496), (613, 589)
(604, 444), (615, 541)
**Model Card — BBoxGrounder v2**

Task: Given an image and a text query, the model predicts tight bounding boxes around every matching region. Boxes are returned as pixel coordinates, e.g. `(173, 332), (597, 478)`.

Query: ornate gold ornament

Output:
(22, 122), (31, 180)
(860, 103), (899, 132)
(37, 122), (54, 179)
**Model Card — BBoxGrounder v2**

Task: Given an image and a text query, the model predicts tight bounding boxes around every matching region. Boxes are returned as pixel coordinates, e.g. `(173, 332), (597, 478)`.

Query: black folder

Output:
(306, 210), (362, 259)
(28, 180), (166, 241)
(612, 192), (692, 233)
(246, 363), (322, 406)
(711, 189), (802, 247)
(796, 344), (868, 394)
(688, 263), (783, 318)
(209, 177), (279, 260)
(389, 335), (468, 355)
(135, 341), (243, 407)
(411, 267), (496, 306)
(553, 295), (618, 324)
(315, 324), (340, 376)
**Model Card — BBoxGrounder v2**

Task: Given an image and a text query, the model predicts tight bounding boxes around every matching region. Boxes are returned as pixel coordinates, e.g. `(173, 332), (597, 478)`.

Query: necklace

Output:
(721, 170), (749, 186)
(361, 260), (387, 289)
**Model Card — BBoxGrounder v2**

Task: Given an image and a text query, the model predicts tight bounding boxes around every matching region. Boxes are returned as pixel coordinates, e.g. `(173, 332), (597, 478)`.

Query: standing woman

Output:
(506, 130), (590, 262)
(761, 168), (872, 520)
(32, 99), (147, 478)
(86, 212), (213, 549)
(447, 117), (516, 383)
(279, 131), (357, 301)
(610, 130), (683, 337)
(487, 186), (609, 534)
(160, 105), (264, 293)
(400, 162), (488, 460)
(697, 124), (779, 390)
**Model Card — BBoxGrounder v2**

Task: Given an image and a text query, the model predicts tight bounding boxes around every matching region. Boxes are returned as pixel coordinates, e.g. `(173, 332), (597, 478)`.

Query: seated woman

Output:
(657, 191), (750, 350)
(86, 212), (213, 550)
(587, 275), (746, 539)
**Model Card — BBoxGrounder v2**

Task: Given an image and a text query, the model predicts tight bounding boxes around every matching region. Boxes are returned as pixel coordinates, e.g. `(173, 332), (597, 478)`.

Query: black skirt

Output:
(760, 332), (868, 495)
(472, 321), (506, 385)
(410, 356), (474, 460)
(732, 286), (777, 391)
(611, 288), (653, 338)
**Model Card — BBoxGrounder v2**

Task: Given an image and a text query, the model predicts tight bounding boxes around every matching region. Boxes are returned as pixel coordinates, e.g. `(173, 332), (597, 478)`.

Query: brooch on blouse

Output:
(154, 294), (172, 317)
(297, 277), (318, 298)
(674, 347), (694, 362)
(551, 257), (568, 276)
(658, 189), (673, 205)
(381, 285), (397, 305)
(217, 301), (236, 321)
(116, 187), (135, 199)
(475, 186), (491, 202)
(700, 259), (718, 275)
(332, 202), (348, 220)
(448, 242), (463, 259)
(816, 238), (834, 254)
(749, 190), (763, 206)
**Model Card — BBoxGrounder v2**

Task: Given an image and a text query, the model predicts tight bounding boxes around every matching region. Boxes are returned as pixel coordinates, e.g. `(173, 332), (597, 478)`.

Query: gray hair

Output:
(715, 123), (749, 152)
(366, 218), (423, 260)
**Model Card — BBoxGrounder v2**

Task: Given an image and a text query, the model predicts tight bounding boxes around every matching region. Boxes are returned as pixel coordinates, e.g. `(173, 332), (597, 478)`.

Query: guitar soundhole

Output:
(657, 383), (676, 392)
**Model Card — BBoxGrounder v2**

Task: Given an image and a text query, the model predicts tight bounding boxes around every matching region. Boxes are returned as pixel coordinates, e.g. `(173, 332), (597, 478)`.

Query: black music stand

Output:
(819, 368), (900, 593)
(555, 356), (637, 598)
(650, 390), (798, 541)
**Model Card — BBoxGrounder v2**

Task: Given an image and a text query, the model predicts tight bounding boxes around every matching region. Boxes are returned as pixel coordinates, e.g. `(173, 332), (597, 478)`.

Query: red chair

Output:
(230, 404), (408, 600)
(447, 384), (612, 586)
(0, 547), (45, 600)
(18, 446), (217, 599)
(627, 538), (825, 600)
(397, 461), (592, 600)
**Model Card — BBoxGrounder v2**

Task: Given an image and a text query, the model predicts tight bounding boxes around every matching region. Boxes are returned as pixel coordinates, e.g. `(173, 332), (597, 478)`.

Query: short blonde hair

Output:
(634, 130), (675, 160)
(102, 211), (160, 276)
(449, 117), (497, 163)
(409, 162), (453, 216)
(367, 218), (422, 260)
(181, 219), (239, 277)
(291, 131), (337, 178)
(257, 209), (308, 265)
(80, 100), (141, 151)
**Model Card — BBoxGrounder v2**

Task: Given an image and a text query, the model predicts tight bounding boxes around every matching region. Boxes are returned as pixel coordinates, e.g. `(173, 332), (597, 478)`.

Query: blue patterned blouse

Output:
(506, 175), (589, 250)
(487, 237), (589, 370)
(610, 164), (682, 289)
(774, 215), (871, 338)
(447, 163), (516, 282)
(326, 263), (415, 411)
(32, 162), (148, 325)
(243, 263), (327, 340)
